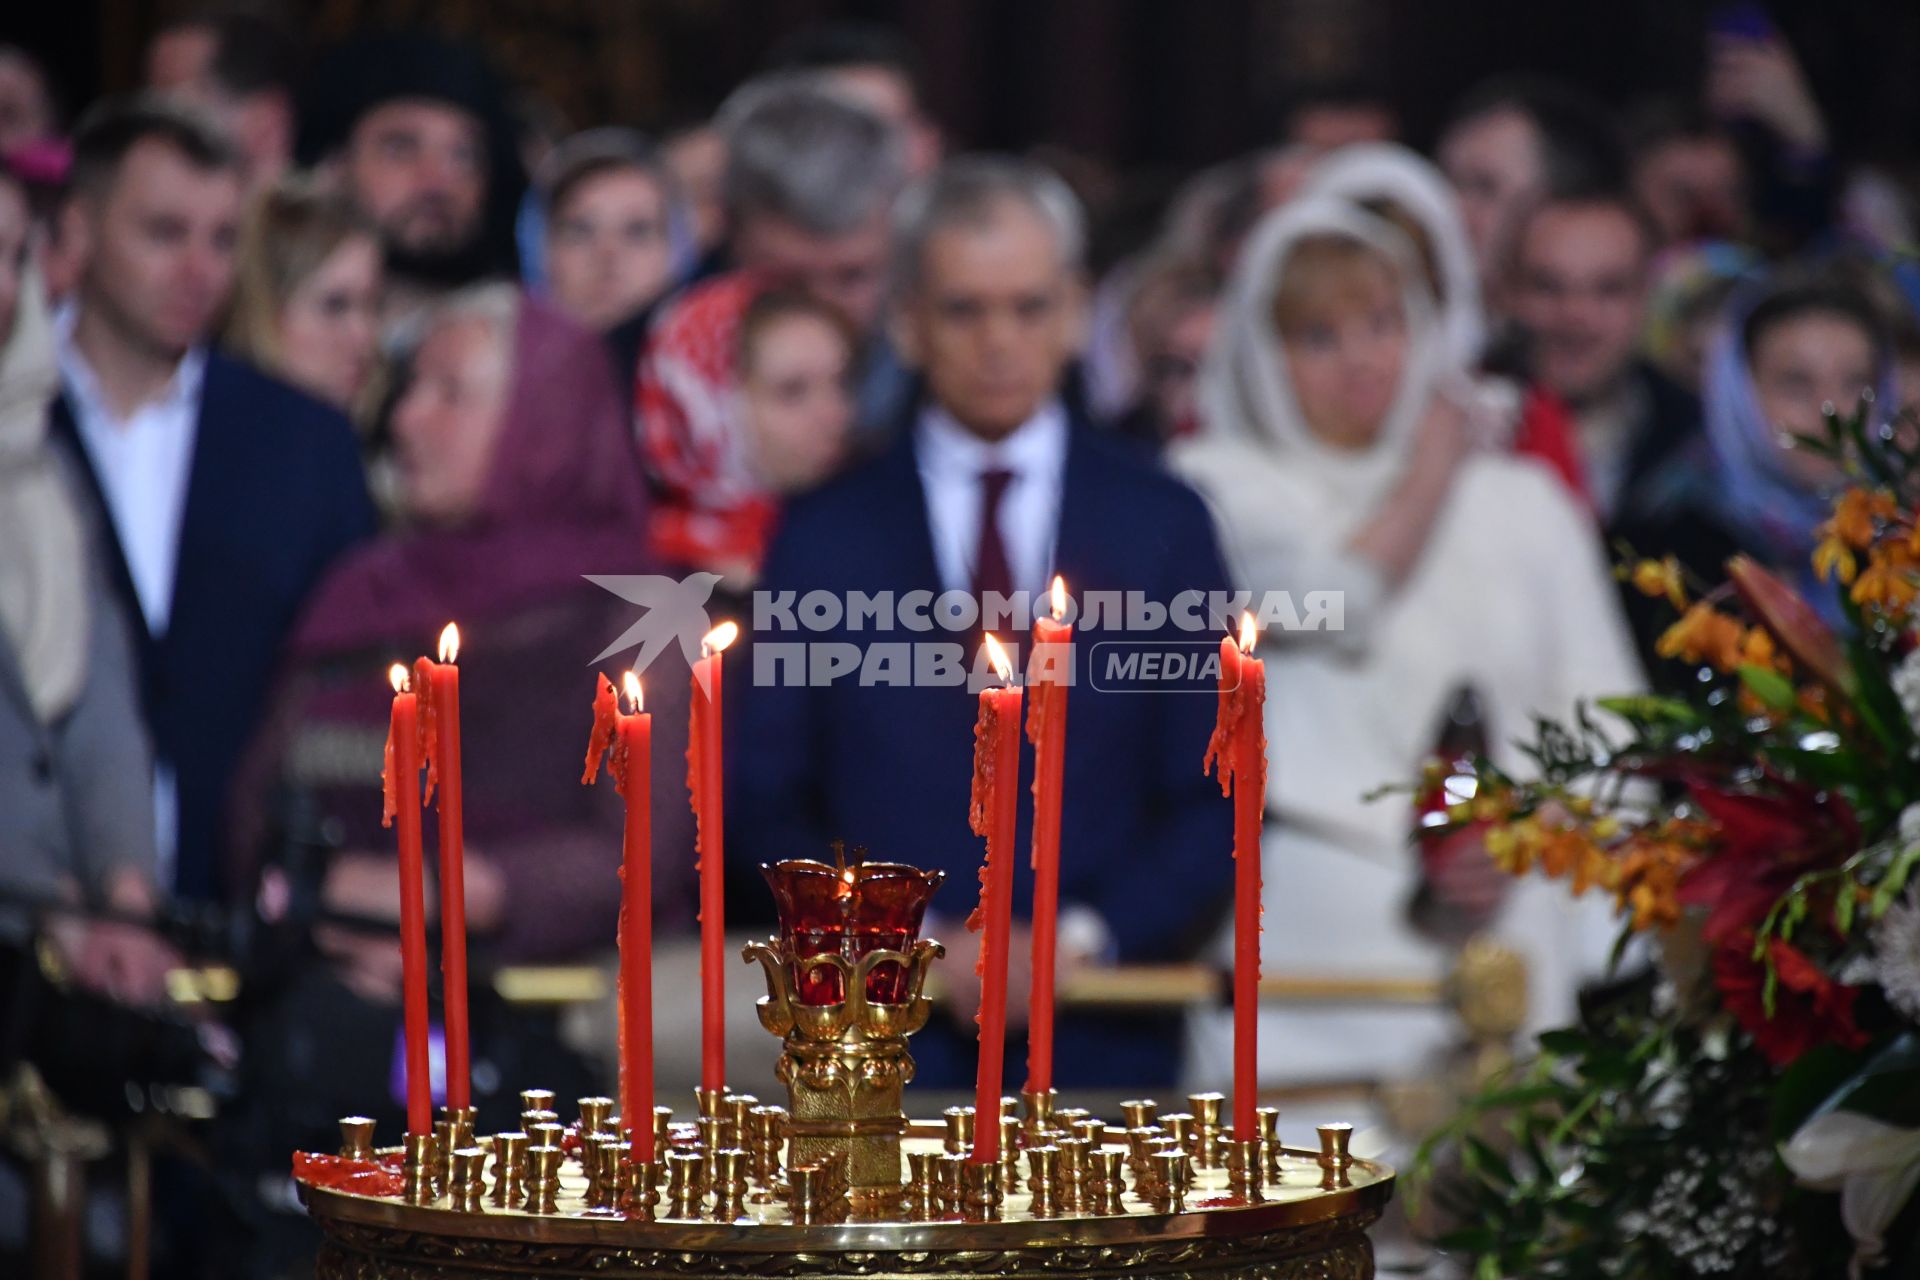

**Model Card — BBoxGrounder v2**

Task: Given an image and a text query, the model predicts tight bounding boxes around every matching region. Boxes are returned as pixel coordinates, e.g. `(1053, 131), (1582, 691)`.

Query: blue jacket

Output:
(54, 352), (377, 903)
(733, 416), (1235, 1088)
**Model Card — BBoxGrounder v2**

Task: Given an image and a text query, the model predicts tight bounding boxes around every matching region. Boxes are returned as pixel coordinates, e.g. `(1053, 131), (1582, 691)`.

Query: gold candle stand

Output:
(297, 926), (1394, 1278)
(741, 936), (943, 1219)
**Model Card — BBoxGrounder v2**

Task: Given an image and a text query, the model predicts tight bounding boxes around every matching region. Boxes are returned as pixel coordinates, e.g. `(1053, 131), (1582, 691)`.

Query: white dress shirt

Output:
(915, 400), (1069, 600)
(55, 305), (206, 888)
(913, 399), (1114, 960)
(55, 307), (205, 635)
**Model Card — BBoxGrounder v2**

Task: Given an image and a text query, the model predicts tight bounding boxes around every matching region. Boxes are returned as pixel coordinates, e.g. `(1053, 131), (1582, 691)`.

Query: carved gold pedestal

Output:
(744, 938), (942, 1220)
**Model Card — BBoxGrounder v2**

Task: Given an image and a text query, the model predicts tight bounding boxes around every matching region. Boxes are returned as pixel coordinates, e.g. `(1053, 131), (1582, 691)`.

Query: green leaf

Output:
(1772, 1041), (1885, 1141)
(1593, 694), (1699, 723)
(1737, 663), (1798, 711)
(1463, 1135), (1515, 1187)
(1800, 1034), (1920, 1129)
(1537, 1029), (1593, 1057)
(1870, 843), (1920, 918)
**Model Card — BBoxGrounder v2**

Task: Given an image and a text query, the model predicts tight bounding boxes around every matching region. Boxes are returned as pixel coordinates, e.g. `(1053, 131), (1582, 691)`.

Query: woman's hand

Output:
(1349, 392), (1475, 589)
(937, 919), (1036, 1033)
(314, 850), (505, 1002)
(1707, 37), (1826, 152)
(1409, 393), (1473, 476)
(315, 853), (418, 1003)
(44, 869), (182, 1007)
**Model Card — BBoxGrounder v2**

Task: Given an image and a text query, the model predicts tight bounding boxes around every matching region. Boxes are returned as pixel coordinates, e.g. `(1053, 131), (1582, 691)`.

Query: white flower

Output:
(1893, 651), (1920, 734)
(1872, 889), (1920, 1024)
(1900, 804), (1920, 848)
(1781, 1110), (1920, 1279)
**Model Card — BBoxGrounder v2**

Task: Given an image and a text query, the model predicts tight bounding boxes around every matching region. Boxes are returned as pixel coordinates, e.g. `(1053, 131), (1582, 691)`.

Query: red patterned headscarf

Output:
(635, 271), (781, 574)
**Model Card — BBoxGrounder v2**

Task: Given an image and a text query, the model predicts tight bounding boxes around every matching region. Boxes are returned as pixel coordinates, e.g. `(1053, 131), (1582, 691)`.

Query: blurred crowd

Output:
(2, 5), (1918, 1274)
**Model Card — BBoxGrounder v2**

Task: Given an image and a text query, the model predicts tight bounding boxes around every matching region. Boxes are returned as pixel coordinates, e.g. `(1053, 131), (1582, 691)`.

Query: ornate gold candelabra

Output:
(294, 857), (1396, 1279)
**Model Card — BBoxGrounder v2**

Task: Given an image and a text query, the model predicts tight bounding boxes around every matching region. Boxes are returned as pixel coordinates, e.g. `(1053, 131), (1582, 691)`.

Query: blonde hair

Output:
(226, 176), (381, 420)
(1268, 232), (1402, 339)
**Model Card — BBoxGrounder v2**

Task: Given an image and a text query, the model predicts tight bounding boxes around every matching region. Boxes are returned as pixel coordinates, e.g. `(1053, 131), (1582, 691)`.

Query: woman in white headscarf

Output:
(1302, 142), (1489, 371)
(1170, 194), (1641, 1090)
(1302, 142), (1595, 505)
(0, 168), (173, 1003)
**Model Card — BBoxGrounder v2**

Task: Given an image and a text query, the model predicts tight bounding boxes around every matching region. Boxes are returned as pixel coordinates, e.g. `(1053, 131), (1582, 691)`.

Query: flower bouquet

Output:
(1411, 408), (1920, 1279)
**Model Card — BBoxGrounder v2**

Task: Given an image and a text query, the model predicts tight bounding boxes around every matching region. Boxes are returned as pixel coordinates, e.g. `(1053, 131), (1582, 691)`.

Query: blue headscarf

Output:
(1700, 275), (1893, 622)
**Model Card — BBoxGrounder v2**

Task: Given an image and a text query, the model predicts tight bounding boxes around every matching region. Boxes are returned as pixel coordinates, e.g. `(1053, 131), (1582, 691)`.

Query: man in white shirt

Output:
(53, 98), (376, 904)
(739, 157), (1234, 1090)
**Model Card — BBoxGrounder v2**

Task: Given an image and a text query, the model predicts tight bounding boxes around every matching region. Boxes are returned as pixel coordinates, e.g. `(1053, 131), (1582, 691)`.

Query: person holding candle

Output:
(1170, 194), (1642, 1094)
(737, 156), (1235, 1091)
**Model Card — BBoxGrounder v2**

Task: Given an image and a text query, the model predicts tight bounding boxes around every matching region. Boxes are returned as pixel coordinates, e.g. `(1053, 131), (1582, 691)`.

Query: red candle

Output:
(968, 634), (1022, 1165)
(586, 672), (654, 1163)
(1205, 613), (1268, 1143)
(414, 623), (469, 1112)
(1024, 576), (1071, 1094)
(688, 620), (738, 1093)
(381, 664), (432, 1137)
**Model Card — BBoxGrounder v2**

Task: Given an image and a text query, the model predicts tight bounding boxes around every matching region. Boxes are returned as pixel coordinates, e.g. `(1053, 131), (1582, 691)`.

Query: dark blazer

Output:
(1606, 362), (1712, 687)
(733, 412), (1235, 1088)
(1610, 360), (1705, 538)
(53, 352), (378, 903)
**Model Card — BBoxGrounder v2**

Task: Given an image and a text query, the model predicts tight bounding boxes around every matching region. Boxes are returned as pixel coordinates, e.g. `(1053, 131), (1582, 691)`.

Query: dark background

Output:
(10, 0), (1919, 204)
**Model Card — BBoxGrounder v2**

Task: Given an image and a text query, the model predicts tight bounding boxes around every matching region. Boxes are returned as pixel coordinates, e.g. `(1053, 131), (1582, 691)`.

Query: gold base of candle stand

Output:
(742, 937), (943, 1219)
(299, 1122), (1391, 1280)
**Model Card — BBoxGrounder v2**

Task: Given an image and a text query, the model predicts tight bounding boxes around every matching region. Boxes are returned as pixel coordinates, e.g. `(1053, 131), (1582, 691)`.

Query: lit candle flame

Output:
(388, 662), (410, 694)
(622, 671), (644, 713)
(1050, 575), (1067, 621)
(1237, 611), (1259, 655)
(983, 633), (1014, 684)
(702, 620), (740, 657)
(438, 622), (460, 663)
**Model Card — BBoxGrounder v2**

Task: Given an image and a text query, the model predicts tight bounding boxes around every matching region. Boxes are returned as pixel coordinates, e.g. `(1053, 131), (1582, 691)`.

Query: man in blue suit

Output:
(735, 157), (1234, 1089)
(51, 99), (376, 906)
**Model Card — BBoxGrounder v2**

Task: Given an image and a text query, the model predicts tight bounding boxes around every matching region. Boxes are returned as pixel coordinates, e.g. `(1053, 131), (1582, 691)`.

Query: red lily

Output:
(1713, 931), (1870, 1066)
(1678, 775), (1858, 945)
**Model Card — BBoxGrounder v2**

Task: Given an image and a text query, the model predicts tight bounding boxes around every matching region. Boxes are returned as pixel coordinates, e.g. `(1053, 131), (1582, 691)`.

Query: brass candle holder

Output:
(743, 857), (945, 1219)
(296, 857), (1396, 1278)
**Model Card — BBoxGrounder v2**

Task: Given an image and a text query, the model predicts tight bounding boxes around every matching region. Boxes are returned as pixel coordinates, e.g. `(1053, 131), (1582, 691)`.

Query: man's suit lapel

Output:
(48, 396), (146, 644)
(167, 355), (233, 644)
(878, 428), (944, 591)
(1049, 422), (1104, 590)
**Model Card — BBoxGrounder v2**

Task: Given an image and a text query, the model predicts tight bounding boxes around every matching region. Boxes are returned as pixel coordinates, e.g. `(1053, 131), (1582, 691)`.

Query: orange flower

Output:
(1612, 839), (1688, 931)
(1629, 556), (1688, 611)
(1738, 626), (1784, 672)
(1656, 602), (1746, 671)
(1850, 548), (1920, 613)
(1828, 488), (1896, 549)
(1812, 535), (1857, 585)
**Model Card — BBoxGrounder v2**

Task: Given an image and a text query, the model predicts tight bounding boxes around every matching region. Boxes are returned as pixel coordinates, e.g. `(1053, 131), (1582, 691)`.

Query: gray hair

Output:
(392, 279), (519, 360)
(890, 155), (1087, 297)
(718, 73), (905, 236)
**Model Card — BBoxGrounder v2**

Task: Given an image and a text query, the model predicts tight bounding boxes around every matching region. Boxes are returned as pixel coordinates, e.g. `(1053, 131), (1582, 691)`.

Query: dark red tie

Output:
(972, 467), (1016, 601)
